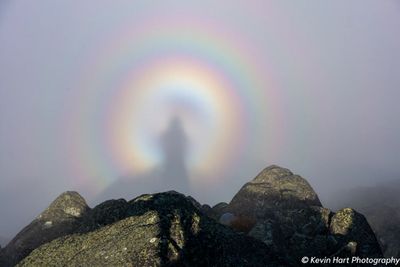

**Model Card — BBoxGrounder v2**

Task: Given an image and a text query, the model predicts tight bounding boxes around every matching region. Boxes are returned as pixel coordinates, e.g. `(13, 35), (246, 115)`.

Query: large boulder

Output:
(249, 207), (383, 265)
(226, 165), (322, 220)
(1, 191), (89, 266)
(330, 208), (383, 257)
(223, 166), (383, 266)
(248, 207), (332, 261)
(18, 192), (285, 267)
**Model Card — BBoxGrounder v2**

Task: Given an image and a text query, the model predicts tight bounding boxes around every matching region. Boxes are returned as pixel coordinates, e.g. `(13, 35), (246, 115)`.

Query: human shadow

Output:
(95, 117), (191, 203)
(159, 116), (190, 195)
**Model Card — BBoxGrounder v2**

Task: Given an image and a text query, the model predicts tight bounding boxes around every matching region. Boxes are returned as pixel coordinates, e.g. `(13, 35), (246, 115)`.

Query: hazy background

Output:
(1, 1), (399, 243)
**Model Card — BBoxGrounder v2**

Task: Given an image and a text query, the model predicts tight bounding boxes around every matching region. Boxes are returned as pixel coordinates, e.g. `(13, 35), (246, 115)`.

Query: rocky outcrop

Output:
(226, 165), (322, 220)
(1, 191), (89, 266)
(247, 206), (382, 265)
(330, 208), (383, 256)
(18, 192), (284, 267)
(2, 165), (384, 266)
(222, 166), (383, 266)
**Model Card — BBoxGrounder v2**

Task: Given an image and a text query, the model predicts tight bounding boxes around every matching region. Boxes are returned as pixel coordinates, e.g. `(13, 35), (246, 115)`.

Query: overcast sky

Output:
(1, 1), (399, 239)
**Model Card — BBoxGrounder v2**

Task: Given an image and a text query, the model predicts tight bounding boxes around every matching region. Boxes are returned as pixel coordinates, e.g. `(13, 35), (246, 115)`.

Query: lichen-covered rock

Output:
(5, 166), (385, 266)
(226, 165), (322, 220)
(248, 206), (384, 266)
(248, 207), (333, 265)
(40, 191), (88, 219)
(330, 208), (382, 257)
(223, 166), (383, 266)
(2, 191), (89, 266)
(18, 192), (285, 267)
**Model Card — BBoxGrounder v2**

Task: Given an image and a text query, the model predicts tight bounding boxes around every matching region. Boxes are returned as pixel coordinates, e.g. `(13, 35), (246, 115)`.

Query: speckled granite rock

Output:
(3, 166), (384, 267)
(330, 208), (383, 257)
(17, 192), (284, 267)
(226, 165), (322, 220)
(223, 166), (383, 266)
(1, 191), (89, 266)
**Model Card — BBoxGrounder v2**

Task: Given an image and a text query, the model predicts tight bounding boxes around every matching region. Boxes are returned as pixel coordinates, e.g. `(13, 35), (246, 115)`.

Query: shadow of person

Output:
(160, 116), (190, 195)
(94, 116), (191, 203)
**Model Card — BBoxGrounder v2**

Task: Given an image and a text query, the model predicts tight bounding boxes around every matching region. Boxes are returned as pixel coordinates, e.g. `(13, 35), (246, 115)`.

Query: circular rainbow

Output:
(66, 16), (284, 193)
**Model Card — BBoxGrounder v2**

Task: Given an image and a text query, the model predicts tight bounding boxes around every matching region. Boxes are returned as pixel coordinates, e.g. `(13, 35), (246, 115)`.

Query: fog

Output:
(0, 1), (399, 241)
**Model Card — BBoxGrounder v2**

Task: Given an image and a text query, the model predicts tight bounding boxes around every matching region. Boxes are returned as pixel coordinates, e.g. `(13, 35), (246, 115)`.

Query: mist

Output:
(1, 0), (399, 242)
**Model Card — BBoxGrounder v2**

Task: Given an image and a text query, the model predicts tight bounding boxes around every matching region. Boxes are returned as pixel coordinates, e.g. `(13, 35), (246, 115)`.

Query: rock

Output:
(2, 191), (89, 266)
(0, 249), (5, 267)
(212, 202), (229, 218)
(186, 195), (202, 210)
(18, 192), (284, 267)
(213, 202), (229, 212)
(219, 213), (256, 234)
(219, 213), (236, 226)
(224, 166), (383, 265)
(330, 208), (382, 257)
(79, 199), (129, 233)
(226, 165), (322, 220)
(4, 166), (385, 266)
(327, 181), (400, 257)
(249, 207), (333, 264)
(250, 206), (382, 263)
(199, 204), (212, 215)
(201, 202), (229, 221)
